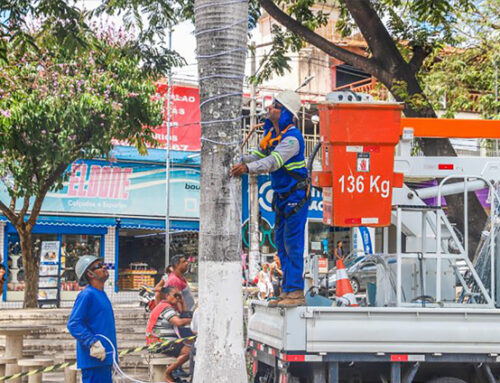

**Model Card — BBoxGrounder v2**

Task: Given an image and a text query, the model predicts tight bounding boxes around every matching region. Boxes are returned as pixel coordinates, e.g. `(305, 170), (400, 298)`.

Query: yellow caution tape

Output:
(0, 335), (196, 381)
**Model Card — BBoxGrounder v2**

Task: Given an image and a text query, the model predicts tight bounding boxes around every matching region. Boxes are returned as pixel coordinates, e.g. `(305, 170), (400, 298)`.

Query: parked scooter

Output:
(138, 285), (156, 312)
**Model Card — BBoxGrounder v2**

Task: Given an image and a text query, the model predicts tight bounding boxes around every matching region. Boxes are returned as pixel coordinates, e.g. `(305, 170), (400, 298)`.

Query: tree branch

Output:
(31, 156), (42, 184)
(24, 138), (87, 231)
(19, 195), (30, 222)
(475, 8), (500, 30)
(258, 0), (383, 77)
(0, 199), (17, 224)
(26, 162), (68, 230)
(343, 0), (407, 73)
(408, 45), (431, 74)
(9, 192), (16, 212)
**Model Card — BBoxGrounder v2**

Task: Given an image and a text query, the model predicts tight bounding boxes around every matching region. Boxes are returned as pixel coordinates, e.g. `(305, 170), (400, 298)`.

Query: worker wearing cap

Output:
(231, 90), (309, 307)
(67, 256), (117, 383)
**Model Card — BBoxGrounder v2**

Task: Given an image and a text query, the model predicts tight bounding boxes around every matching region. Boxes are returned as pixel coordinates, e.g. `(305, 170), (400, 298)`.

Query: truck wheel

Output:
(427, 378), (468, 383)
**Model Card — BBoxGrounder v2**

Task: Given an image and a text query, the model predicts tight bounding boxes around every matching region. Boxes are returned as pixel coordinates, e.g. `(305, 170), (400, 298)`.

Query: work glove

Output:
(90, 340), (106, 361)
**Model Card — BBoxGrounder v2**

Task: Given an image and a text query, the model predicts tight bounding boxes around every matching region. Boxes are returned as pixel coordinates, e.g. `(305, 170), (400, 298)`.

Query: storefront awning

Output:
(118, 218), (199, 232)
(2, 215), (115, 235)
(35, 215), (117, 227)
(1, 215), (199, 234)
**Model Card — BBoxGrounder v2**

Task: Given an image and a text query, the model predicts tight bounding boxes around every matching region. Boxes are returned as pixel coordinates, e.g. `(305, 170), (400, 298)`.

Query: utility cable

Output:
(194, 19), (248, 36)
(97, 333), (156, 383)
(193, 0), (247, 11)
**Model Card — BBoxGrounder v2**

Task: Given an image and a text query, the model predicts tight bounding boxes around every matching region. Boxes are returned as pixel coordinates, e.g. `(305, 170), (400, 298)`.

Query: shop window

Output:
(117, 230), (199, 291)
(308, 221), (350, 259)
(172, 232), (199, 283)
(308, 221), (331, 257)
(6, 233), (57, 299)
(60, 234), (101, 293)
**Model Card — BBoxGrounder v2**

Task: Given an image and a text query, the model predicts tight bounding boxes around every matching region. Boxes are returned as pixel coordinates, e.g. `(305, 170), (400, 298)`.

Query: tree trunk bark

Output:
(18, 228), (39, 308)
(193, 0), (248, 381)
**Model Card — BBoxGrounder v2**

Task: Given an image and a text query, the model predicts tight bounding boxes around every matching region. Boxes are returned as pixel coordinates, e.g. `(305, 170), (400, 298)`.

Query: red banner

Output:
(154, 84), (201, 151)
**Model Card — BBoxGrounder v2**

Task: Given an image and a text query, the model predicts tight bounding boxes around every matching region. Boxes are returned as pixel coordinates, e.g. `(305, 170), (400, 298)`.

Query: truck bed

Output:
(248, 301), (500, 356)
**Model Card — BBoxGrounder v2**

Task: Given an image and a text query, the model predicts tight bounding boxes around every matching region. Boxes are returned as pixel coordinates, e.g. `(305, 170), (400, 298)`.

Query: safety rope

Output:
(0, 335), (196, 382)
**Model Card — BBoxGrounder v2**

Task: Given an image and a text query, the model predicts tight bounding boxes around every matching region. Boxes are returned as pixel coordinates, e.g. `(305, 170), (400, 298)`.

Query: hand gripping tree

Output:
(0, 26), (164, 307)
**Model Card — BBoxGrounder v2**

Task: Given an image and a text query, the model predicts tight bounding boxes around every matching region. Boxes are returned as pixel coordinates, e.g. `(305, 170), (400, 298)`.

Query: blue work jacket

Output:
(67, 286), (117, 369)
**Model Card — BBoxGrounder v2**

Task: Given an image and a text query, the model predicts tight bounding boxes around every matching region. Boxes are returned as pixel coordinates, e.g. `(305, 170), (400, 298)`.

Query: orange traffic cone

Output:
(335, 258), (358, 307)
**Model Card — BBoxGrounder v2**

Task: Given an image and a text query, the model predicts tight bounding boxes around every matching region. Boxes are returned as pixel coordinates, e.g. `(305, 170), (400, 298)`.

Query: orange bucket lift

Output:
(312, 102), (404, 227)
(311, 99), (500, 307)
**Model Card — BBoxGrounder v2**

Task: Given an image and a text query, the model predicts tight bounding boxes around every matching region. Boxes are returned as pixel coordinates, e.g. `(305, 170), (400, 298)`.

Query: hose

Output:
(97, 334), (159, 383)
(307, 140), (322, 192)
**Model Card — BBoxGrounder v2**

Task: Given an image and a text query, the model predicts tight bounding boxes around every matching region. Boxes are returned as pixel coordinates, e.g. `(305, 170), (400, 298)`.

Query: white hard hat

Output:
(75, 255), (102, 286)
(275, 90), (301, 119)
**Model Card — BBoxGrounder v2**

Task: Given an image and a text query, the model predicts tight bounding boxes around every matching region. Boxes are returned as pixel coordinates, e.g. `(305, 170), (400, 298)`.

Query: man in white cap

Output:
(231, 90), (309, 307)
(67, 255), (116, 383)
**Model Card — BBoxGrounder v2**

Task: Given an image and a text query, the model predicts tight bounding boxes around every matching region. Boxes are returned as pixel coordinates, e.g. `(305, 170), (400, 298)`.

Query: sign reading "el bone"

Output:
(313, 102), (404, 227)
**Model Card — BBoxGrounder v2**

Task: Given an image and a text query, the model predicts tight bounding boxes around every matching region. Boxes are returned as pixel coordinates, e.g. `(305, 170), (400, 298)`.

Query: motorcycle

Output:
(138, 285), (156, 312)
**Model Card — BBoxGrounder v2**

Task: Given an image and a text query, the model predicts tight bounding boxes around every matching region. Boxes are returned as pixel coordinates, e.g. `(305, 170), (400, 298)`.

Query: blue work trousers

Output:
(275, 194), (308, 292)
(82, 366), (113, 383)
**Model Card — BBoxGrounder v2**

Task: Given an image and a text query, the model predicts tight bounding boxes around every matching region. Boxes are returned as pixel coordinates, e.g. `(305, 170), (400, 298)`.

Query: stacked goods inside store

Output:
(118, 262), (157, 290)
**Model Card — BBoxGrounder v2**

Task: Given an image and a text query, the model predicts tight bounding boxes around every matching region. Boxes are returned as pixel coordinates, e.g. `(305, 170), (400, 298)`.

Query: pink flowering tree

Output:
(0, 26), (166, 307)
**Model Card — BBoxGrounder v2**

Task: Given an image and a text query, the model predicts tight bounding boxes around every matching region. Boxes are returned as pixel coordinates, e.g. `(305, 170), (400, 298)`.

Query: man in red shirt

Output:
(146, 286), (192, 383)
(166, 255), (195, 312)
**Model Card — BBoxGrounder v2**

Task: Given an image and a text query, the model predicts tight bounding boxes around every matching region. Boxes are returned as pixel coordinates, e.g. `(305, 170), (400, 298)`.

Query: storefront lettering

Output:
(168, 94), (197, 103)
(68, 164), (132, 200)
(184, 183), (200, 190)
(308, 186), (323, 212)
(309, 199), (323, 211)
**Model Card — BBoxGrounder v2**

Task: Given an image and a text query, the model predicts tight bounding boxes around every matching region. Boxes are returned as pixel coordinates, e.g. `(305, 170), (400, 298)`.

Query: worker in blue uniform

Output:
(231, 90), (309, 307)
(67, 255), (117, 383)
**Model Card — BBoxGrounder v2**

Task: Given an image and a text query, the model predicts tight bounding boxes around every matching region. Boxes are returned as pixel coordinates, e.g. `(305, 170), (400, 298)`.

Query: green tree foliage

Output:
(1, 0), (186, 73)
(421, 44), (500, 119)
(420, 0), (500, 119)
(0, 0), (90, 63)
(0, 22), (164, 307)
(257, 0), (474, 108)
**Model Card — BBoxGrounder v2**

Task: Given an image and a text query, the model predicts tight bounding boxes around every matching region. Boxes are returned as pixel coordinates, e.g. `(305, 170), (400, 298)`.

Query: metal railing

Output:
(333, 77), (388, 100)
(333, 78), (493, 113)
(391, 176), (499, 308)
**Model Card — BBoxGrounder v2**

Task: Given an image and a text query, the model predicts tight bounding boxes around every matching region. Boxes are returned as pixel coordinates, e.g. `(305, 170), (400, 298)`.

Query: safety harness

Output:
(259, 124), (311, 224)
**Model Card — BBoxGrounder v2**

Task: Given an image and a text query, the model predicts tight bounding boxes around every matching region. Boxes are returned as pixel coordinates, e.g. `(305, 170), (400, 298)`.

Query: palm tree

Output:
(193, 0), (249, 381)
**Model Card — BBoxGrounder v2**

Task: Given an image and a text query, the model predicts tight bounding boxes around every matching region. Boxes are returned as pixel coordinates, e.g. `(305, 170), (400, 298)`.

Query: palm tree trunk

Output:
(193, 0), (248, 381)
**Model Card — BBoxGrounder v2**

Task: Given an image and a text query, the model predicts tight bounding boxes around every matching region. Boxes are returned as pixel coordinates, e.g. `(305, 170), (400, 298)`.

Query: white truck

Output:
(247, 98), (500, 383)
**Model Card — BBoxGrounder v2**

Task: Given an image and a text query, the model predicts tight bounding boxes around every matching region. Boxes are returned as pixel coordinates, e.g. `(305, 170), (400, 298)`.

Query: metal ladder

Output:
(460, 184), (500, 304)
(393, 176), (498, 307)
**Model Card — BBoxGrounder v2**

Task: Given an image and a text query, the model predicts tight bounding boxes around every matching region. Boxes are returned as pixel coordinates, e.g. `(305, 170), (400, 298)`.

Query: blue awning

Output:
(2, 215), (114, 235)
(1, 215), (199, 234)
(119, 218), (198, 232)
(35, 215), (117, 228)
